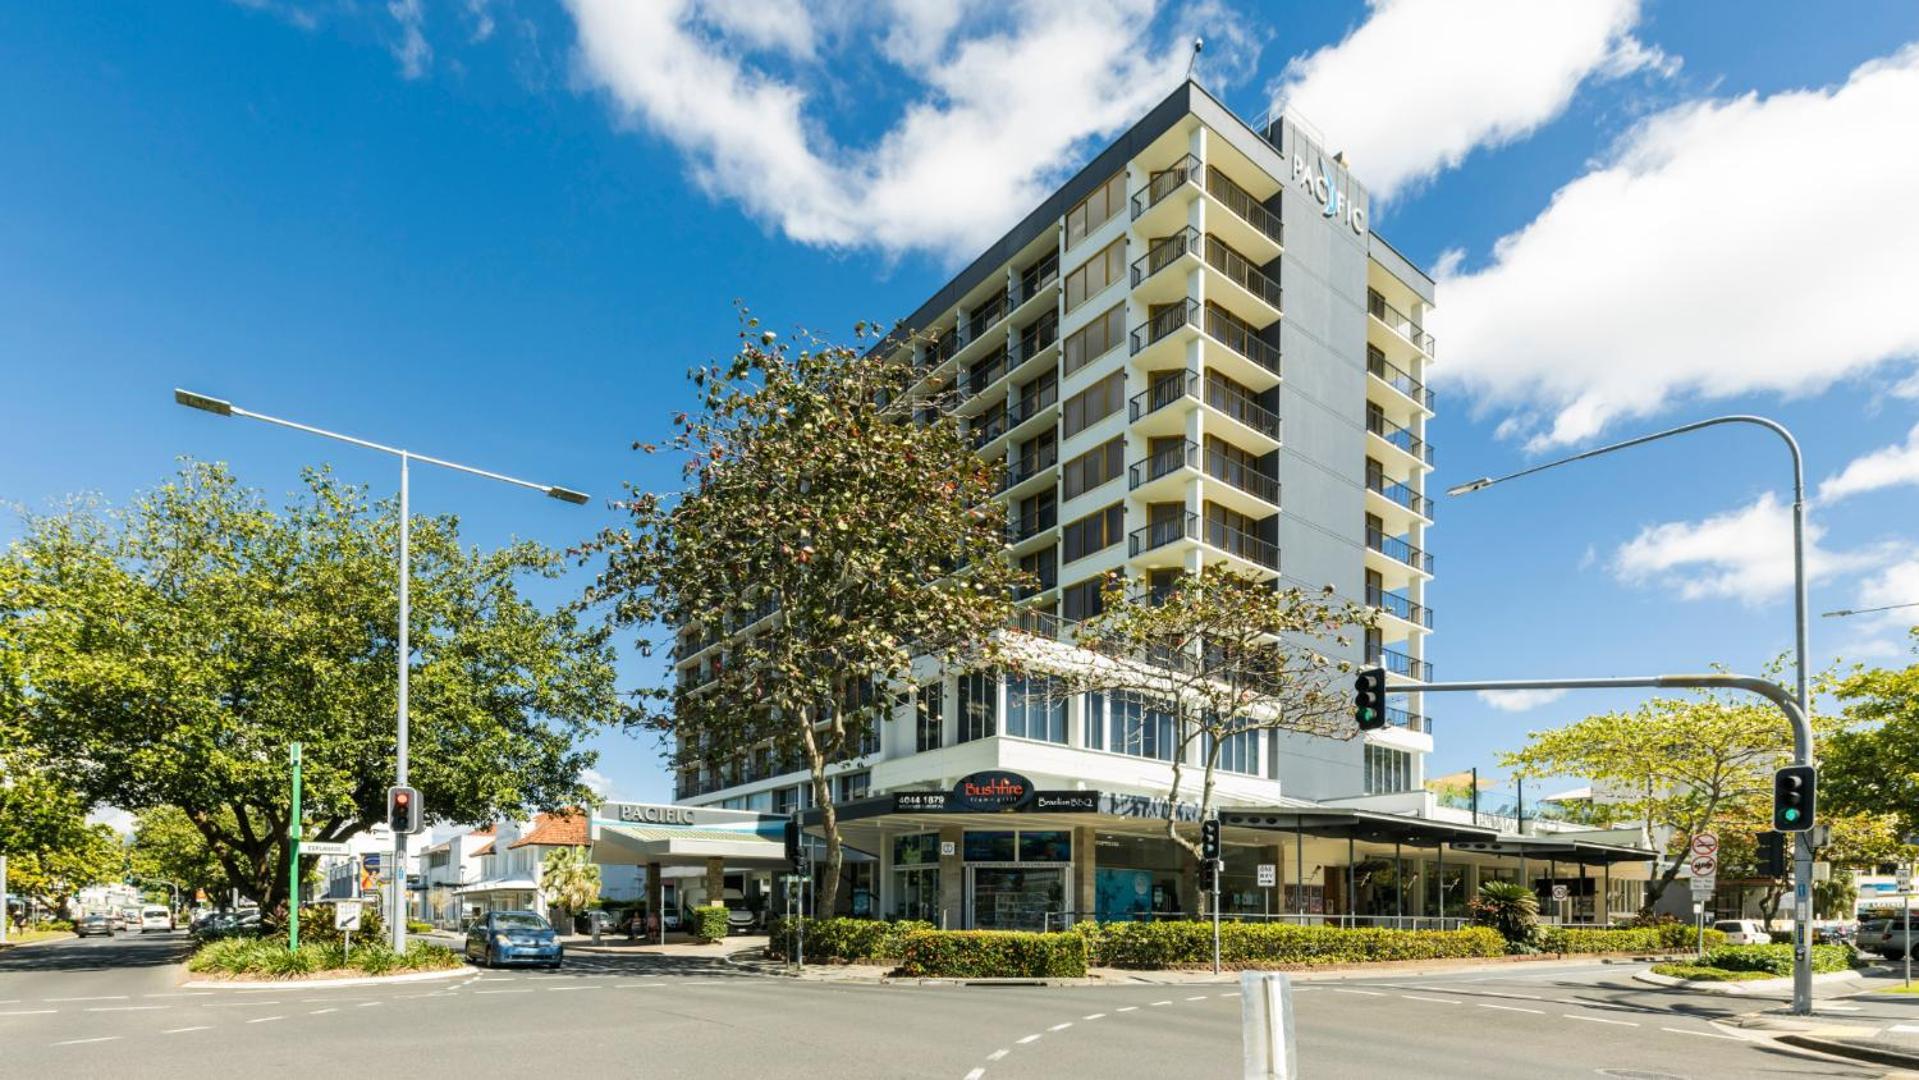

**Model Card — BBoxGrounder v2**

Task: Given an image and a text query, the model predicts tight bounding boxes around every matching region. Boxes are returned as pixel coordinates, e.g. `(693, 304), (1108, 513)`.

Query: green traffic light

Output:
(1783, 808), (1800, 822)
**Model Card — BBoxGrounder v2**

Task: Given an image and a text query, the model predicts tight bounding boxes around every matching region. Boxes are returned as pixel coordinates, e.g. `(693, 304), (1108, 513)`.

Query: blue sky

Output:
(4, 1), (1918, 813)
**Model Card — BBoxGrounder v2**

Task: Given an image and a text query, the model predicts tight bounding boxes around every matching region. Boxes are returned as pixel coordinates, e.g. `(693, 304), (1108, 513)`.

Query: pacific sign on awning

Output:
(889, 772), (1100, 814)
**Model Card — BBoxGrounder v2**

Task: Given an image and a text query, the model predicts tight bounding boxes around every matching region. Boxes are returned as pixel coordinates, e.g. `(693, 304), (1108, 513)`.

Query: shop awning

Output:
(593, 824), (791, 868)
(1219, 807), (1504, 846)
(1448, 835), (1657, 865)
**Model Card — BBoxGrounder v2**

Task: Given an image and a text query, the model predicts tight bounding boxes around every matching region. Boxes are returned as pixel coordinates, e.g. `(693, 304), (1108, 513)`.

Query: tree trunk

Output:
(1640, 851), (1685, 915)
(798, 720), (842, 917)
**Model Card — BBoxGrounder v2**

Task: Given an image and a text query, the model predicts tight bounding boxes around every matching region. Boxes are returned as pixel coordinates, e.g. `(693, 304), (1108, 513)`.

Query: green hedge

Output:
(1648, 962), (1772, 982)
(1703, 943), (1852, 976)
(763, 917), (934, 962)
(1080, 922), (1504, 970)
(896, 930), (1088, 978)
(187, 937), (460, 977)
(1540, 925), (1726, 954)
(689, 906), (730, 944)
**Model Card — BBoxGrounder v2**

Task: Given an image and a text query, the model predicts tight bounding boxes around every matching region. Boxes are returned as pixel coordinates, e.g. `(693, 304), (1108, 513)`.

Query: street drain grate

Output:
(1597, 1071), (1690, 1080)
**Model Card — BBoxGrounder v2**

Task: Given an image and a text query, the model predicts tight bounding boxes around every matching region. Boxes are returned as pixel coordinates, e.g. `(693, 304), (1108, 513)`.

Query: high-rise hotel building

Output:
(661, 82), (1651, 931)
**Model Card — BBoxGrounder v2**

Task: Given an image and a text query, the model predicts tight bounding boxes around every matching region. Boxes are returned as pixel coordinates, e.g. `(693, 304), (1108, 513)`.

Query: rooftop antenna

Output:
(1186, 36), (1203, 81)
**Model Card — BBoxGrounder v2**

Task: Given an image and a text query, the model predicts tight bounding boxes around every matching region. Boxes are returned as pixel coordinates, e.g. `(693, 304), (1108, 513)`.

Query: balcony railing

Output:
(1205, 449), (1280, 506)
(1018, 253), (1059, 303)
(1204, 304), (1282, 377)
(1367, 585), (1434, 628)
(1204, 234), (1282, 310)
(1384, 706), (1430, 733)
(1006, 382), (1058, 426)
(1131, 298), (1199, 354)
(1367, 475), (1432, 518)
(1015, 311), (1059, 361)
(1367, 289), (1436, 355)
(1373, 646), (1434, 681)
(1130, 370), (1197, 422)
(1006, 509), (1057, 544)
(1132, 227), (1197, 287)
(1006, 606), (1079, 641)
(1206, 165), (1284, 245)
(1367, 349), (1434, 409)
(1129, 440), (1198, 489)
(968, 292), (1009, 342)
(1205, 378), (1281, 440)
(970, 410), (1008, 449)
(921, 331), (958, 371)
(1129, 512), (1197, 556)
(1367, 528), (1435, 574)
(1204, 518), (1281, 569)
(966, 351), (1009, 400)
(1366, 411), (1433, 464)
(1131, 154), (1198, 219)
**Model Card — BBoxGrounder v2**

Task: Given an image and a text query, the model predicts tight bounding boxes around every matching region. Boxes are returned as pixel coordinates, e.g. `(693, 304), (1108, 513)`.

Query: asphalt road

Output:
(0, 935), (1901, 1079)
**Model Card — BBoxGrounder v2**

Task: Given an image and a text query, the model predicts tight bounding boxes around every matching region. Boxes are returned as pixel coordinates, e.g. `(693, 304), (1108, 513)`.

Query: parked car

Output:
(104, 911), (127, 932)
(191, 912), (261, 942)
(1711, 919), (1770, 945)
(140, 905), (174, 933)
(75, 913), (114, 938)
(1858, 919), (1915, 959)
(465, 911), (563, 969)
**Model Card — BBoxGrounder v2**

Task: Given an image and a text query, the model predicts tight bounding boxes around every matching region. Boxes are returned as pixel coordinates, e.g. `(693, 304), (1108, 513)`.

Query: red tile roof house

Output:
(450, 812), (642, 928)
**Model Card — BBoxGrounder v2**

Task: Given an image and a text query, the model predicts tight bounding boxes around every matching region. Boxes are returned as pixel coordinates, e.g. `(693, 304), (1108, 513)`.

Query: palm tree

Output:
(539, 846), (601, 933)
(1471, 881), (1540, 946)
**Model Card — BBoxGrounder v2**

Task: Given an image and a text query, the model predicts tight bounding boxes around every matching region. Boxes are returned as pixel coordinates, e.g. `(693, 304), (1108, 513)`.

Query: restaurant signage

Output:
(892, 780), (1101, 815)
(952, 771), (1036, 812)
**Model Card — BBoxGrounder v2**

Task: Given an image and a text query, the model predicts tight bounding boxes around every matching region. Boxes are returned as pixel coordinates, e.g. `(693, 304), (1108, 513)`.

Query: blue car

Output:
(465, 911), (563, 969)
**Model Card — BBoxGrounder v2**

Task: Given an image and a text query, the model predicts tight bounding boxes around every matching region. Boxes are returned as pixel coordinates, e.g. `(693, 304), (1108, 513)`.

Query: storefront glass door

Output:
(970, 866), (1067, 931)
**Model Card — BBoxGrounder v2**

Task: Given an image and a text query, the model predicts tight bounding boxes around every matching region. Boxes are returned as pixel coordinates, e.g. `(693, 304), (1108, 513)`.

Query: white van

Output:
(140, 905), (174, 933)
(1712, 919), (1769, 945)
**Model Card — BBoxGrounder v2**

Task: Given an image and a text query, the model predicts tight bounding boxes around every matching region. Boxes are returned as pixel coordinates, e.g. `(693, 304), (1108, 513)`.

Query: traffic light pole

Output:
(1389, 672), (1816, 1016)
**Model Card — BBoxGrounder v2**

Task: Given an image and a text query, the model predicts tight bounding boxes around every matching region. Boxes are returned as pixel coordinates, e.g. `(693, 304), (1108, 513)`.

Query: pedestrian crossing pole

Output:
(288, 741), (303, 952)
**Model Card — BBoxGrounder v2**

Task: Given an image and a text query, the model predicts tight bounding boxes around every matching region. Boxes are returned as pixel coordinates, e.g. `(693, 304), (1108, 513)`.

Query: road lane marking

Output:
(1891, 1024), (1919, 1034)
(1048, 1022), (1072, 1031)
(247, 1015), (285, 1023)
(1565, 1014), (1635, 1026)
(52, 1036), (120, 1046)
(87, 1005), (169, 1012)
(1150, 1000), (1172, 1006)
(203, 1000), (280, 1008)
(0, 1009), (58, 1016)
(546, 985), (600, 991)
(162, 1026), (211, 1034)
(1222, 991), (1240, 997)
(477, 977), (516, 982)
(1017, 1034), (1042, 1044)
(357, 1001), (383, 1007)
(987, 1049), (1009, 1061)
(145, 992), (213, 998)
(1185, 995), (1208, 1001)
(311, 1008), (339, 1015)
(1116, 1006), (1138, 1012)
(47, 995), (127, 1002)
(477, 989), (533, 995)
(1476, 1003), (1543, 1014)
(1401, 995), (1460, 1005)
(1082, 1013), (1105, 1020)
(964, 1070), (985, 1080)
(1661, 1026), (1746, 1041)
(1334, 989), (1385, 996)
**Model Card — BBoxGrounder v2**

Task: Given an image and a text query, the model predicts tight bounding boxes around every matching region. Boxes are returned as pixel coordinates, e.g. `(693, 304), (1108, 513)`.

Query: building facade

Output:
(669, 82), (1647, 931)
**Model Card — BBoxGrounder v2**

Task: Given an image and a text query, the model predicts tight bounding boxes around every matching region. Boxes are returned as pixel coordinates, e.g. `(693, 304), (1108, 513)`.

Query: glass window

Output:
(1062, 503), (1124, 563)
(1062, 304), (1126, 376)
(1005, 673), (1067, 744)
(893, 833), (938, 867)
(1083, 692), (1105, 750)
(1062, 370), (1126, 439)
(958, 671), (997, 742)
(1111, 691), (1177, 761)
(1018, 830), (1073, 862)
(964, 831), (1017, 862)
(1064, 172), (1125, 249)
(1364, 745), (1412, 794)
(1062, 577), (1106, 621)
(1062, 436), (1124, 500)
(1063, 238), (1126, 313)
(917, 681), (944, 753)
(1210, 724), (1259, 775)
(834, 770), (870, 802)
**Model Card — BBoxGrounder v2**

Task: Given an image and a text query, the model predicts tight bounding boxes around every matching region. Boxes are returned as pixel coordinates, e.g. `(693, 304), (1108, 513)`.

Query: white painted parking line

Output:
(1048, 1022), (1072, 1032)
(1401, 995), (1460, 1005)
(162, 1026), (211, 1034)
(1476, 1003), (1543, 1014)
(53, 1036), (121, 1046)
(1661, 1026), (1746, 1042)
(1082, 1013), (1105, 1021)
(1334, 988), (1385, 996)
(87, 1005), (169, 1012)
(1017, 1033), (1042, 1044)
(247, 1015), (285, 1024)
(1565, 1014), (1635, 1026)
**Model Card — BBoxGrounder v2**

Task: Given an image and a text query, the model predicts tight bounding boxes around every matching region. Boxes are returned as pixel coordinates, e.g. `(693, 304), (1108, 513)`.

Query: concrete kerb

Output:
(1775, 1034), (1919, 1072)
(1635, 968), (1863, 996)
(180, 964), (480, 990)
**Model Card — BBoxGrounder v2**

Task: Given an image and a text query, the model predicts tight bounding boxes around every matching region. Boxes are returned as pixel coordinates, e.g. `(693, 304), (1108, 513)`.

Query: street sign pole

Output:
(1904, 892), (1910, 990)
(289, 741), (302, 952)
(1390, 671), (1818, 1016)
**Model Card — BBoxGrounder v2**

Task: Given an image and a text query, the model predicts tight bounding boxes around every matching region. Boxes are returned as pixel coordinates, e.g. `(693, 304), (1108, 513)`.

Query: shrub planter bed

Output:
(896, 930), (1088, 979)
(764, 917), (933, 963)
(1081, 922), (1505, 970)
(1637, 943), (1860, 993)
(186, 938), (464, 981)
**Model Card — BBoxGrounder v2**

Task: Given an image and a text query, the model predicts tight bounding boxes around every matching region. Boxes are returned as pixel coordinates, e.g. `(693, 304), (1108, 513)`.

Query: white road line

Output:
(1661, 1026), (1746, 1042)
(1891, 1023), (1919, 1035)
(144, 992), (213, 998)
(1401, 995), (1459, 1005)
(1048, 1022), (1072, 1031)
(47, 995), (127, 1002)
(1116, 1006), (1138, 1012)
(247, 1015), (285, 1024)
(1017, 1034), (1042, 1045)
(1082, 1013), (1106, 1021)
(964, 1070), (985, 1080)
(546, 985), (600, 991)
(1821, 1005), (1862, 1012)
(162, 1026), (211, 1034)
(0, 999), (16, 1005)
(0, 1009), (58, 1016)
(203, 1001), (281, 1008)
(476, 989), (533, 995)
(1150, 1000), (1172, 1007)
(311, 1008), (339, 1015)
(356, 1001), (383, 1008)
(1476, 1003), (1543, 1014)
(1565, 1014), (1636, 1026)
(87, 1005), (169, 1012)
(987, 1049), (1009, 1061)
(52, 1036), (121, 1046)
(1185, 995), (1208, 1001)
(1334, 989), (1385, 996)
(476, 977), (516, 982)
(1222, 991), (1240, 997)
(1481, 991), (1541, 1001)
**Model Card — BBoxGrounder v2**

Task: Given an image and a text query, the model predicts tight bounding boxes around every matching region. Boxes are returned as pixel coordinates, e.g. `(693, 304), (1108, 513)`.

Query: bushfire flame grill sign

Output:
(952, 771), (1035, 812)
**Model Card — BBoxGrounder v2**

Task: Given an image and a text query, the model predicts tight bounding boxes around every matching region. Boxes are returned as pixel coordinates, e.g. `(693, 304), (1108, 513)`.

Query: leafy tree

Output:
(584, 317), (1027, 914)
(1064, 567), (1366, 867)
(1499, 685), (1837, 914)
(0, 757), (94, 860)
(1822, 640), (1919, 841)
(539, 844), (601, 930)
(6, 824), (124, 914)
(0, 462), (623, 922)
(130, 806), (237, 905)
(1469, 880), (1540, 947)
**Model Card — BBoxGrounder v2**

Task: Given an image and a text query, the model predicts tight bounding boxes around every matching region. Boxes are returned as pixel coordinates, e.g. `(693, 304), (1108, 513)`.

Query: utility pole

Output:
(289, 741), (302, 951)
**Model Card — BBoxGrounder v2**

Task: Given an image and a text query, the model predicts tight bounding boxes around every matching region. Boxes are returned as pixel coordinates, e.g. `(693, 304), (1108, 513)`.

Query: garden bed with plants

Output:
(1649, 943), (1855, 983)
(187, 937), (464, 980)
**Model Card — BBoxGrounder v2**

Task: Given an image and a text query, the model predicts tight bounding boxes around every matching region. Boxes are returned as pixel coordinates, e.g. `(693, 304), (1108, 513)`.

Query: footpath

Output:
(1732, 963), (1919, 1070)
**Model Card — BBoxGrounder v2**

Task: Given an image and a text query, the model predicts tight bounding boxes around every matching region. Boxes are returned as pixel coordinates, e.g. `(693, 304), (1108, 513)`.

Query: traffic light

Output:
(784, 819), (802, 870)
(1353, 667), (1387, 730)
(1772, 765), (1816, 832)
(1755, 830), (1788, 878)
(386, 785), (422, 834)
(1198, 859), (1220, 893)
(1200, 817), (1221, 862)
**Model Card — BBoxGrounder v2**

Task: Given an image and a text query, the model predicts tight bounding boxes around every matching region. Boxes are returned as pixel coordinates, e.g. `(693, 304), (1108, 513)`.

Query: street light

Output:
(1823, 601), (1919, 618)
(173, 388), (591, 951)
(1448, 413), (1816, 1010)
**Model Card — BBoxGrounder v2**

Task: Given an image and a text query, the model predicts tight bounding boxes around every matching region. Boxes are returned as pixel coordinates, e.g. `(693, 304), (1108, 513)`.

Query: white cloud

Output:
(560, 0), (1246, 259)
(1610, 492), (1890, 605)
(580, 767), (616, 799)
(1436, 44), (1919, 450)
(464, 0), (496, 45)
(694, 0), (818, 60)
(1820, 423), (1919, 502)
(1269, 0), (1666, 200)
(88, 805), (136, 838)
(388, 0), (431, 79)
(1476, 688), (1567, 712)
